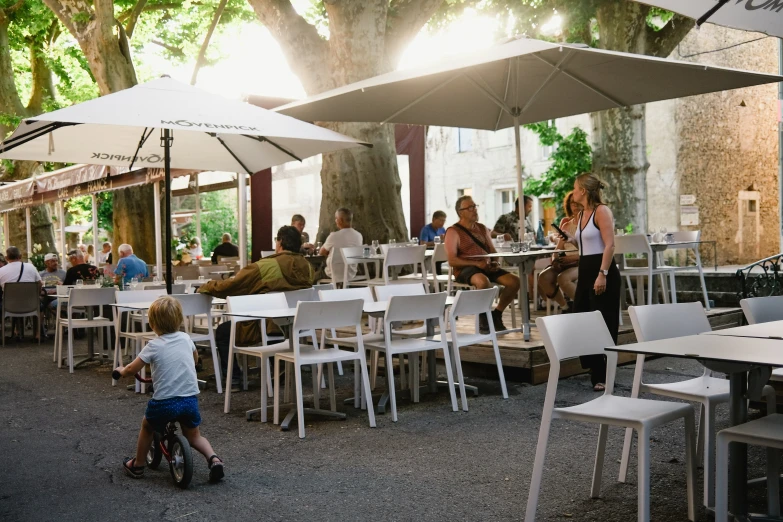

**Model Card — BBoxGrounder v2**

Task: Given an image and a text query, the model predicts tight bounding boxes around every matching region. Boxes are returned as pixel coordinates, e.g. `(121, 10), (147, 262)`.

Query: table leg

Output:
(650, 253), (660, 305)
(713, 242), (718, 271)
(518, 260), (531, 342)
(729, 371), (749, 519)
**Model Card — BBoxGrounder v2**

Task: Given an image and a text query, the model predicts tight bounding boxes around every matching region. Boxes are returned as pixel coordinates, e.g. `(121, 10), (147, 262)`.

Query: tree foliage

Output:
(524, 121), (592, 219)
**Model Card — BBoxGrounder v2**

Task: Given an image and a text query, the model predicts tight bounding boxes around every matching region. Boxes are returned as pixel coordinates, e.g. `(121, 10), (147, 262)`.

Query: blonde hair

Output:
(563, 191), (577, 218)
(147, 296), (183, 335)
(575, 173), (607, 209)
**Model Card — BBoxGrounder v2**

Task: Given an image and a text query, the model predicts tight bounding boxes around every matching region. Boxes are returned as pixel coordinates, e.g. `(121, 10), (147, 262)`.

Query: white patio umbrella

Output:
(0, 77), (369, 292)
(276, 37), (781, 238)
(635, 0), (783, 38)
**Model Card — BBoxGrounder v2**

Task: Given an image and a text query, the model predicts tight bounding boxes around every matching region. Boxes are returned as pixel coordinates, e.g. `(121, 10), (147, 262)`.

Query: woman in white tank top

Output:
(562, 173), (621, 391)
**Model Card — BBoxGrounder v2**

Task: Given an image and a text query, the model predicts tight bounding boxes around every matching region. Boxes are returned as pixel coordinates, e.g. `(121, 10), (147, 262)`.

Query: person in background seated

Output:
(445, 196), (520, 334)
(0, 246), (42, 341)
(199, 226), (313, 388)
(291, 214), (314, 254)
(420, 210), (447, 274)
(316, 208), (362, 283)
(64, 249), (99, 285)
(211, 233), (239, 264)
(39, 253), (65, 336)
(99, 242), (112, 265)
(492, 196), (534, 241)
(419, 211), (447, 247)
(113, 244), (148, 285)
(537, 191), (581, 313)
(189, 237), (203, 259)
(86, 244), (95, 264)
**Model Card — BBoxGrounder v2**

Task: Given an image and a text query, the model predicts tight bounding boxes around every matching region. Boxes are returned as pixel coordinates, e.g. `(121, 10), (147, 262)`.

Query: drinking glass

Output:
(176, 275), (183, 283)
(410, 237), (419, 245)
(198, 275), (205, 282)
(510, 242), (521, 254)
(75, 279), (83, 287)
(520, 241), (530, 253)
(371, 239), (379, 254)
(130, 278), (138, 290)
(152, 276), (160, 284)
(433, 236), (441, 245)
(496, 235), (505, 249)
(315, 242), (322, 253)
(389, 238), (396, 246)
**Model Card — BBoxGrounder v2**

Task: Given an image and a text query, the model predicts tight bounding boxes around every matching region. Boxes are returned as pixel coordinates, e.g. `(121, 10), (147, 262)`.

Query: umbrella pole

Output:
(513, 114), (532, 342)
(778, 38), (783, 252)
(163, 129), (173, 295)
(25, 207), (31, 261)
(153, 181), (163, 285)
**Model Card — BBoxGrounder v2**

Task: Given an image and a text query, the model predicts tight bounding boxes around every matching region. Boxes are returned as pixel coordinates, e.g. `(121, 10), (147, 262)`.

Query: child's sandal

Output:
(207, 455), (224, 483)
(123, 457), (144, 479)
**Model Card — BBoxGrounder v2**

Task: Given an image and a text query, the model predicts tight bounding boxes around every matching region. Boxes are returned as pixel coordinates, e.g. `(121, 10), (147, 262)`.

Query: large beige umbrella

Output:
(276, 36), (782, 239)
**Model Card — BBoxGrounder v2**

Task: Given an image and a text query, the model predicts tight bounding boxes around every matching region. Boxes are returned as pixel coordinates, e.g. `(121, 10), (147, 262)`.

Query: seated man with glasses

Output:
(199, 226), (313, 388)
(444, 195), (520, 334)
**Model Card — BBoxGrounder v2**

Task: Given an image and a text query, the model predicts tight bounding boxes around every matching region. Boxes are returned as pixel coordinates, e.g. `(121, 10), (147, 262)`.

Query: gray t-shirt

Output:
(40, 269), (66, 287)
(139, 331), (199, 401)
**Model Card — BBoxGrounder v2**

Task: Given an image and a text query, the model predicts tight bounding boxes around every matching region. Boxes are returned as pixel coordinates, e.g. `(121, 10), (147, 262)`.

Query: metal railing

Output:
(736, 252), (783, 299)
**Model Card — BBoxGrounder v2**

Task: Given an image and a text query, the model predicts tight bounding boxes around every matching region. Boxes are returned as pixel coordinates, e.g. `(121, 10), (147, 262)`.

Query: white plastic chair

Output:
(273, 299), (376, 438)
(57, 287), (116, 373)
(223, 293), (290, 421)
(361, 245), (429, 290)
(526, 311), (697, 522)
(364, 292), (458, 422)
(260, 251), (275, 259)
(662, 230), (710, 310)
(740, 296), (783, 383)
(337, 246), (374, 288)
(615, 234), (677, 306)
(427, 243), (450, 292)
(2, 282), (42, 346)
(445, 265), (517, 327)
(715, 414), (783, 522)
(444, 288), (508, 410)
(284, 287), (328, 384)
(620, 302), (776, 508)
(172, 294), (223, 393)
(112, 289), (167, 384)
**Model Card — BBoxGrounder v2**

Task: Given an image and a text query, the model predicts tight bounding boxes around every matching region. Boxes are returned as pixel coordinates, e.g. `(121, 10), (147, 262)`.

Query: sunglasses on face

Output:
(459, 204), (478, 212)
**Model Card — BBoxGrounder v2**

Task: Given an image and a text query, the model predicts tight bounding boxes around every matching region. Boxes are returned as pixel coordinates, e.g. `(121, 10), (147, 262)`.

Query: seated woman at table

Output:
(188, 237), (203, 259)
(445, 195), (519, 335)
(537, 191), (581, 312)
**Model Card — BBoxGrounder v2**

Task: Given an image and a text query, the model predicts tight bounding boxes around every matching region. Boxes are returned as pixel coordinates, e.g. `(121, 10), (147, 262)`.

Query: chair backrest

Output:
(319, 287), (375, 305)
(219, 256), (240, 265)
(197, 259), (213, 266)
(173, 293), (213, 316)
(613, 234), (651, 256)
(3, 282), (40, 314)
(536, 312), (616, 362)
(114, 289), (167, 305)
(200, 265), (226, 277)
(284, 287), (317, 308)
(56, 284), (71, 297)
(374, 283), (426, 302)
(450, 287), (497, 318)
(173, 265), (200, 280)
(740, 296), (783, 325)
(292, 299), (363, 334)
(386, 292), (447, 322)
(431, 243), (448, 263)
(384, 245), (426, 269)
(226, 293), (288, 323)
(69, 287), (116, 308)
(628, 303), (710, 342)
(670, 230), (700, 242)
(336, 246), (367, 284)
(312, 283), (334, 292)
(142, 284), (186, 294)
(260, 251), (275, 259)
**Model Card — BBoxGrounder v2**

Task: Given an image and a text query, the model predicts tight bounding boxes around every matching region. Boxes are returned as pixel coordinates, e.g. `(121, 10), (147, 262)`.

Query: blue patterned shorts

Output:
(145, 395), (201, 433)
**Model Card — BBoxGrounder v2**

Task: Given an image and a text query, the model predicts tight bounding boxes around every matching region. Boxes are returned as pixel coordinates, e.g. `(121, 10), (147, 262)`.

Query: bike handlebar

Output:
(112, 369), (152, 384)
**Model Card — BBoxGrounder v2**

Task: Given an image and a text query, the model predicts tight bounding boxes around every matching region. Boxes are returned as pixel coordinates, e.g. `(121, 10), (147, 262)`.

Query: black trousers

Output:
(574, 254), (621, 386)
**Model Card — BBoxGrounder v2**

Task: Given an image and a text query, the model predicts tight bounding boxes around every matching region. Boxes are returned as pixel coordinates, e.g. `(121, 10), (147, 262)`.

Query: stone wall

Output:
(668, 25), (779, 265)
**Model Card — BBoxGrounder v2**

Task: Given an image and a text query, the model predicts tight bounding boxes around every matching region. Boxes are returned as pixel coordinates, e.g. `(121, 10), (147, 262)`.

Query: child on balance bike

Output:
(115, 295), (224, 482)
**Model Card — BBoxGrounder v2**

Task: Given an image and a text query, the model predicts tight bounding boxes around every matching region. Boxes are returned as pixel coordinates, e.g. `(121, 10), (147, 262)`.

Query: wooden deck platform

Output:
(346, 306), (745, 385)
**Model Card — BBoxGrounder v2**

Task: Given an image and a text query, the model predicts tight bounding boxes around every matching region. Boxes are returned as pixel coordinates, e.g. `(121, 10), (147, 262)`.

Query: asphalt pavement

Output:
(0, 337), (774, 521)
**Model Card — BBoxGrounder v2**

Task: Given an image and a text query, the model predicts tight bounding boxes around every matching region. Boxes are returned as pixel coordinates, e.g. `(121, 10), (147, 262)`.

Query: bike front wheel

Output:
(146, 439), (162, 469)
(168, 434), (193, 489)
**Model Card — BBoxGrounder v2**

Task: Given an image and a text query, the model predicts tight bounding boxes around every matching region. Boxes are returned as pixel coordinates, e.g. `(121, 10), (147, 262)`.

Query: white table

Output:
(607, 334), (783, 520)
(470, 250), (565, 341)
(703, 321), (783, 340)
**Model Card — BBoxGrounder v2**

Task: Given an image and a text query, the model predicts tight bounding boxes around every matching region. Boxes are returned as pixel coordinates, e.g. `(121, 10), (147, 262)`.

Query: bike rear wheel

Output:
(168, 434), (193, 489)
(146, 439), (162, 469)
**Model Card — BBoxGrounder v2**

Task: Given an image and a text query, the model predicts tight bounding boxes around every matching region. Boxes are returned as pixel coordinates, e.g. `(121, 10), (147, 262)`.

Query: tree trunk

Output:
(318, 122), (407, 243)
(591, 1), (694, 233)
(590, 105), (648, 232)
(43, 0), (153, 264)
